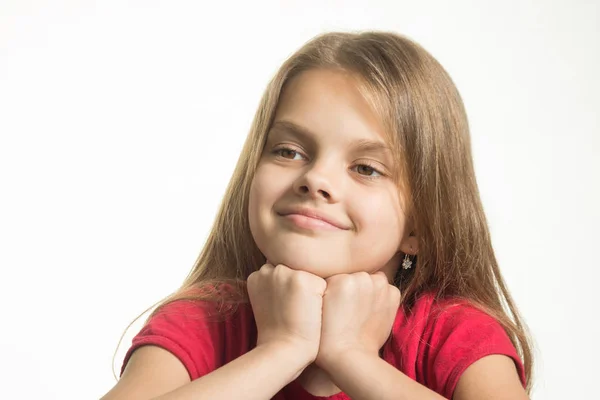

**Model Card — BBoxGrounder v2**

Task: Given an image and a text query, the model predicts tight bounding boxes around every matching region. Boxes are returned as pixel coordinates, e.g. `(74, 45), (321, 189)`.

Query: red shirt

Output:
(121, 292), (526, 399)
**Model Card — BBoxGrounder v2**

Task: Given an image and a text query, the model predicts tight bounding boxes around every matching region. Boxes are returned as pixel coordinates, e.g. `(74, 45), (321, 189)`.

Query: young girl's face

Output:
(248, 68), (416, 280)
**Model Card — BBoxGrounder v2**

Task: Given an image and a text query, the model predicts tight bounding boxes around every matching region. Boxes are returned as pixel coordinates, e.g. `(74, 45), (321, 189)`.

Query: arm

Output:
(102, 263), (326, 400)
(453, 354), (529, 400)
(102, 341), (312, 400)
(316, 272), (529, 399)
(321, 348), (444, 400)
(322, 350), (528, 400)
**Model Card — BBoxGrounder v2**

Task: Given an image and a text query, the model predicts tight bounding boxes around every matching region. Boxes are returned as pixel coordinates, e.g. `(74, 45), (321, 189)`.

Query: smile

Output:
(281, 213), (344, 231)
(276, 207), (350, 231)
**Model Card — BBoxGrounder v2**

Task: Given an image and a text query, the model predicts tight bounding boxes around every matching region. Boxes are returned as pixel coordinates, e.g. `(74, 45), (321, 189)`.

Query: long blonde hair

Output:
(116, 30), (533, 391)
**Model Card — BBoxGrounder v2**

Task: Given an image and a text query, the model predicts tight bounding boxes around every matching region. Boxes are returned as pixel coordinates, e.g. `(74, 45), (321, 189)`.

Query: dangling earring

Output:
(402, 254), (413, 270)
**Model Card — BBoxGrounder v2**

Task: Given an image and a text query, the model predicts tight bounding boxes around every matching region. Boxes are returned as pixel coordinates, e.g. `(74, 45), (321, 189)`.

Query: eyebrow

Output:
(269, 120), (392, 155)
(269, 120), (315, 142)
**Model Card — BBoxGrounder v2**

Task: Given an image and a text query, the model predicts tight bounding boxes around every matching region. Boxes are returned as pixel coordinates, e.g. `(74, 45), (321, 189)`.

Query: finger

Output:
(247, 270), (258, 284)
(372, 272), (389, 290)
(325, 273), (345, 285)
(388, 285), (401, 307)
(273, 263), (290, 276)
(260, 263), (275, 274)
(312, 275), (327, 295)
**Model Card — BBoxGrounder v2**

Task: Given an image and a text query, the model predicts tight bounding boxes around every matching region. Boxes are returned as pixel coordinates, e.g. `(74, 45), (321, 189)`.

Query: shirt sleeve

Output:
(120, 299), (223, 380)
(421, 302), (527, 399)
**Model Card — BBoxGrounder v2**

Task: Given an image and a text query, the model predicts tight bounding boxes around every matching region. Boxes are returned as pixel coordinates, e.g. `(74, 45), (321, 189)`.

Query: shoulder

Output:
(401, 292), (517, 341)
(390, 293), (526, 398)
(423, 295), (505, 339)
(120, 296), (255, 381)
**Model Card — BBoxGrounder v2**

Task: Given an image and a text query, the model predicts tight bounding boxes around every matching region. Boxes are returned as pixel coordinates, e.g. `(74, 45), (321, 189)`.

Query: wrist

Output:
(257, 338), (317, 371)
(316, 344), (378, 371)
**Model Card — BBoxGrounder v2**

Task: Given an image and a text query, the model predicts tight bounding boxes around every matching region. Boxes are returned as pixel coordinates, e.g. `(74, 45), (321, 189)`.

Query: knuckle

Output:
(356, 271), (370, 280)
(315, 277), (327, 293)
(341, 276), (358, 292)
(274, 264), (291, 282)
(326, 274), (341, 285)
(247, 271), (258, 283)
(289, 275), (304, 290)
(373, 273), (388, 287)
(350, 272), (369, 287)
(273, 264), (287, 273)
(260, 264), (273, 274)
(290, 270), (310, 287)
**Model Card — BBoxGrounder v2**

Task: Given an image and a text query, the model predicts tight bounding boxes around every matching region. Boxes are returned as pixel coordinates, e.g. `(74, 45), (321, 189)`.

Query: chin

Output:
(287, 261), (340, 278)
(264, 248), (350, 279)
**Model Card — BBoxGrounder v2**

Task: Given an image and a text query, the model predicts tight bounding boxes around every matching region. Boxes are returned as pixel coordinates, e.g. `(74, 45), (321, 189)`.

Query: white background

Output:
(1, 1), (598, 399)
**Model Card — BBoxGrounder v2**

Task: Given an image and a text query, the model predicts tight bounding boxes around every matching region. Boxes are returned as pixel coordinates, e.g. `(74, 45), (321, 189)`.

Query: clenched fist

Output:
(247, 263), (327, 361)
(316, 271), (401, 368)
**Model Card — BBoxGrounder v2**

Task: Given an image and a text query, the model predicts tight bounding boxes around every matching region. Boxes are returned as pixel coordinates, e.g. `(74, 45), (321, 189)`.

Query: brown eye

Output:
(353, 163), (383, 179)
(279, 149), (298, 159)
(274, 147), (304, 160)
(356, 164), (377, 176)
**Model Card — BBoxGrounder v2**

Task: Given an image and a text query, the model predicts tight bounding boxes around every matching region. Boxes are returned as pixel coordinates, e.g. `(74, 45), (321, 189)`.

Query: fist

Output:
(247, 263), (327, 360)
(316, 271), (401, 367)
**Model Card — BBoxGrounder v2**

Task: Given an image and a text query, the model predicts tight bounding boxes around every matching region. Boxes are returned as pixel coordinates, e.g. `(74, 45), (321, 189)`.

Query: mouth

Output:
(276, 207), (350, 231)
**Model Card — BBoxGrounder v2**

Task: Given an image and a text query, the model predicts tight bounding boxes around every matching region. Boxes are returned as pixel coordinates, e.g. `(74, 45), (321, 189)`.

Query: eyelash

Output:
(272, 146), (385, 180)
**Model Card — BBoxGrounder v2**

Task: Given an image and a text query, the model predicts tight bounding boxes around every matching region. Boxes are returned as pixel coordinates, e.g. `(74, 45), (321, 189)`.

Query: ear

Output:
(399, 232), (419, 255)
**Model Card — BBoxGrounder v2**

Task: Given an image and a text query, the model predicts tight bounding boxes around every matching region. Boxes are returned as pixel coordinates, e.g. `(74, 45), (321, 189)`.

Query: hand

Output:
(247, 263), (327, 362)
(315, 271), (401, 369)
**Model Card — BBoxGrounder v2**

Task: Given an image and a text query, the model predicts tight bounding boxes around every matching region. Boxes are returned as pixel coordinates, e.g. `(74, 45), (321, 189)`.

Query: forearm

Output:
(322, 349), (446, 400)
(154, 342), (310, 400)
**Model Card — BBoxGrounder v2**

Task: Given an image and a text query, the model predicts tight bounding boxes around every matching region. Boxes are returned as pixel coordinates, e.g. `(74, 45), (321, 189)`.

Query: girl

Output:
(102, 31), (532, 400)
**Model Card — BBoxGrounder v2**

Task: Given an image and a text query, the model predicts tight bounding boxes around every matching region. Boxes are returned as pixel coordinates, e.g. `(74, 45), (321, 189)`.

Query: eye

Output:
(354, 163), (383, 178)
(274, 147), (305, 160)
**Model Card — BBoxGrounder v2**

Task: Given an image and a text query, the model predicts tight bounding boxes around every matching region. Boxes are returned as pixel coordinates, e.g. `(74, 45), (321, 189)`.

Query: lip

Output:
(277, 206), (350, 230)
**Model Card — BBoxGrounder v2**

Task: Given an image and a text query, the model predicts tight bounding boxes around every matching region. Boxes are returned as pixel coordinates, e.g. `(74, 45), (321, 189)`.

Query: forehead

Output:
(272, 69), (389, 146)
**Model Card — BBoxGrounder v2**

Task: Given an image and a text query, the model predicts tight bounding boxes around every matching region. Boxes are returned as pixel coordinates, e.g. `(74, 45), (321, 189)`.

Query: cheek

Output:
(248, 179), (259, 238)
(250, 165), (286, 208)
(353, 193), (405, 245)
(248, 164), (291, 231)
(248, 168), (269, 234)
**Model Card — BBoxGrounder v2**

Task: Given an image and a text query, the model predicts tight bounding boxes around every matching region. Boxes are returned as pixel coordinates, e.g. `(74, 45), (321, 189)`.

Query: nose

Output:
(292, 161), (340, 202)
